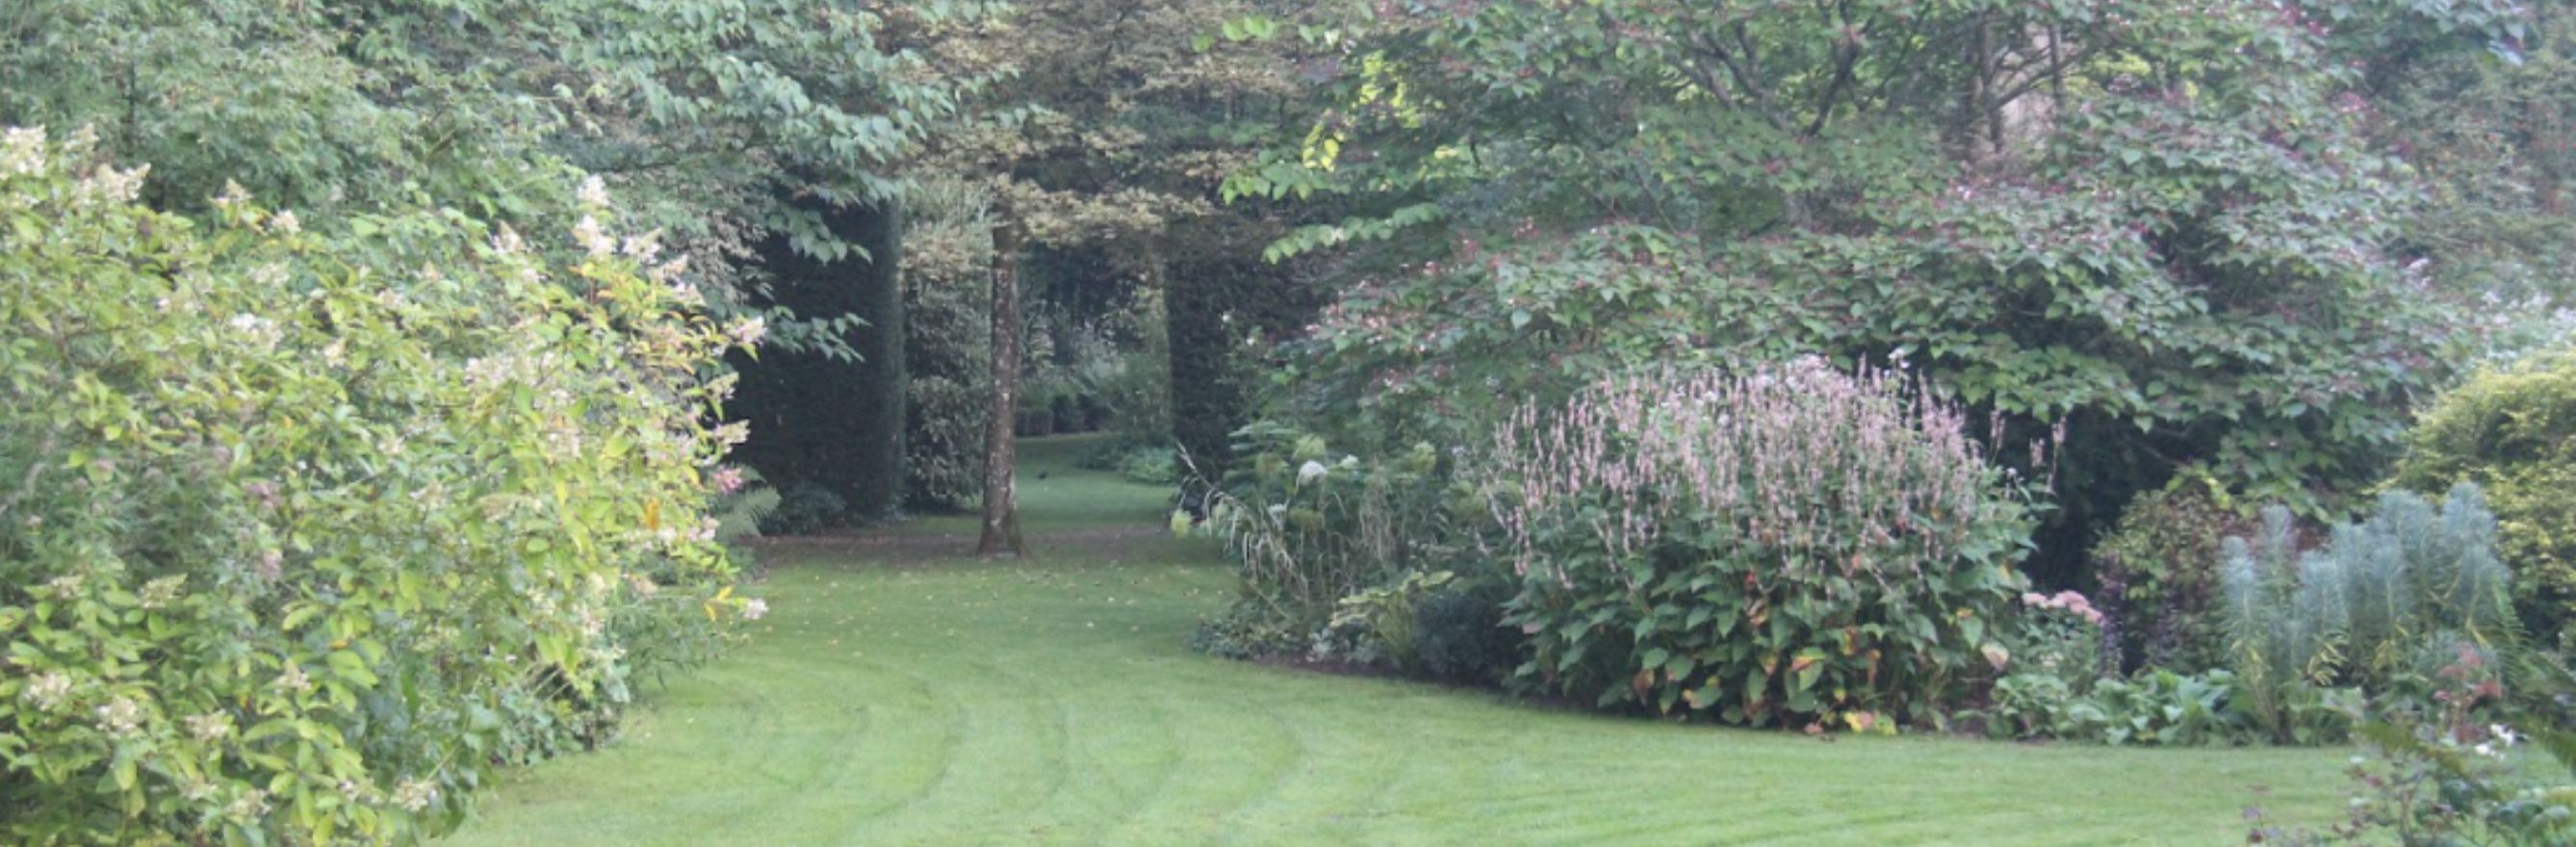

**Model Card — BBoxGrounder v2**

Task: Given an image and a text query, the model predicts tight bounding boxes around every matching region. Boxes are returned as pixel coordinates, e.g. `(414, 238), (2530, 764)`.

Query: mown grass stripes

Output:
(447, 437), (2347, 846)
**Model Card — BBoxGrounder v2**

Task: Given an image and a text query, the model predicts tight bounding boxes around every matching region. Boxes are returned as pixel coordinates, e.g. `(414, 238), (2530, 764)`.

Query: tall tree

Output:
(979, 203), (1028, 554)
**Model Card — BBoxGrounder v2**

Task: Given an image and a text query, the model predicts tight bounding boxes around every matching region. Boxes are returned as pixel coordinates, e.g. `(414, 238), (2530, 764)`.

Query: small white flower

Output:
(577, 174), (610, 209)
(212, 180), (251, 210)
(620, 230), (662, 262)
(94, 697), (145, 737)
(1297, 460), (1328, 486)
(20, 672), (71, 710)
(186, 710), (234, 742)
(1, 126), (46, 175)
(394, 779), (439, 812)
(650, 255), (692, 286)
(573, 215), (614, 257)
(742, 598), (770, 621)
(729, 318), (767, 347)
(226, 789), (270, 821)
(140, 576), (186, 609)
(269, 209), (299, 235)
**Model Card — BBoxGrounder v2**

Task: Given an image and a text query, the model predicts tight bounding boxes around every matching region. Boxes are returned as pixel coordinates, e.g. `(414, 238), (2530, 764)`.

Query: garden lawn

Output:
(447, 436), (2348, 846)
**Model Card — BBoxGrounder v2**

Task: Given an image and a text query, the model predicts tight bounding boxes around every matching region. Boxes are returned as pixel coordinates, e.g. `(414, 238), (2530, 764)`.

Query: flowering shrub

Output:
(1479, 360), (2036, 729)
(1195, 427), (1458, 632)
(0, 129), (756, 843)
(2000, 592), (2107, 679)
(1979, 590), (2349, 747)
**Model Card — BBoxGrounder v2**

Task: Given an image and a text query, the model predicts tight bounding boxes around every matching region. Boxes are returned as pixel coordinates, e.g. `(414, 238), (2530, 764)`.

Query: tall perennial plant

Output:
(1481, 359), (2038, 728)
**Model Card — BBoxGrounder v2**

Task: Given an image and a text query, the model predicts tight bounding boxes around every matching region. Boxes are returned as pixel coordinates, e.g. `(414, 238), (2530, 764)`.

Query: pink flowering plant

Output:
(1477, 359), (2038, 730)
(0, 130), (762, 843)
(1997, 591), (2109, 680)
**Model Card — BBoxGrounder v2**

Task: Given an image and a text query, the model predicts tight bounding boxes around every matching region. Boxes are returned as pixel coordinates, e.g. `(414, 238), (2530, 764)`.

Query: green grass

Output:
(446, 436), (2347, 846)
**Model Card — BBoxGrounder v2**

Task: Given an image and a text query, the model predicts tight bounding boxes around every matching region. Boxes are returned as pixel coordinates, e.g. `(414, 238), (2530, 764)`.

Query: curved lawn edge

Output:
(445, 437), (2346, 846)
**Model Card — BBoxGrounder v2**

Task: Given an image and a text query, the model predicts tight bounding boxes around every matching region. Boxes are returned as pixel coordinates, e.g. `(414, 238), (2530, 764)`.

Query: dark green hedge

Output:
(731, 197), (908, 523)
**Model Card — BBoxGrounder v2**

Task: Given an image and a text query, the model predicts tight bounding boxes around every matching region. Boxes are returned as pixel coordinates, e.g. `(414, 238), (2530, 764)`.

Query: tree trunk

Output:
(977, 207), (1027, 556)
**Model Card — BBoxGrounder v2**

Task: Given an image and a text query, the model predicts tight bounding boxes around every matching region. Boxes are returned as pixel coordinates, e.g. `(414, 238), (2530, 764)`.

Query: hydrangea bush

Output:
(0, 128), (759, 844)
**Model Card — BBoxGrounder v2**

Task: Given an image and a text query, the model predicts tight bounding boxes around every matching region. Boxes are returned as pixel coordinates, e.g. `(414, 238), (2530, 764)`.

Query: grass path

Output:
(447, 436), (2346, 846)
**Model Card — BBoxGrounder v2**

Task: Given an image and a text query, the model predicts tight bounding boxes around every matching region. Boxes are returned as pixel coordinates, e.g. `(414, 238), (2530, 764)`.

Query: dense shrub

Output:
(1479, 360), (2037, 729)
(759, 486), (851, 537)
(1408, 579), (1520, 683)
(2092, 475), (2253, 674)
(899, 181), (993, 510)
(727, 197), (908, 521)
(0, 132), (756, 843)
(1165, 236), (1321, 495)
(2392, 348), (2576, 648)
(2221, 487), (2519, 742)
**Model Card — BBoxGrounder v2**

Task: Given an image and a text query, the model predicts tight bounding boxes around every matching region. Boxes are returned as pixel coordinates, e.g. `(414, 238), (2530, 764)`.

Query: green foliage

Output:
(708, 468), (783, 546)
(2221, 487), (2520, 742)
(2361, 2), (2576, 356)
(1166, 244), (1319, 492)
(1235, 0), (2519, 578)
(1986, 668), (2287, 748)
(1483, 361), (2035, 729)
(1085, 444), (1180, 486)
(2249, 645), (2576, 846)
(1313, 571), (1458, 672)
(899, 180), (995, 511)
(0, 133), (755, 843)
(1408, 578), (1518, 683)
(0, 0), (982, 286)
(760, 487), (851, 538)
(2095, 474), (2254, 674)
(729, 198), (911, 521)
(1980, 597), (2357, 747)
(2393, 347), (2576, 648)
